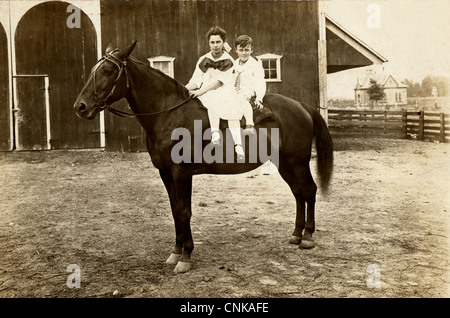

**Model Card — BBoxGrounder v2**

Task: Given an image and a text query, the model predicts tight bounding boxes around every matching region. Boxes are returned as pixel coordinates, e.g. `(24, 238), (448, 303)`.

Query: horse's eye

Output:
(102, 68), (114, 75)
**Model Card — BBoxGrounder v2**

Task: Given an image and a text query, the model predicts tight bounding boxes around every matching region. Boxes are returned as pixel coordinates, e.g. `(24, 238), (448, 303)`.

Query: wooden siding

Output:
(100, 0), (319, 151)
(14, 1), (100, 149)
(0, 22), (10, 151)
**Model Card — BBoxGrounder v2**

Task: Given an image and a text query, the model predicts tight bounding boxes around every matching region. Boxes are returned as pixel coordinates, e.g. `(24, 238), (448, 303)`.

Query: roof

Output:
(325, 14), (388, 74)
(355, 72), (408, 90)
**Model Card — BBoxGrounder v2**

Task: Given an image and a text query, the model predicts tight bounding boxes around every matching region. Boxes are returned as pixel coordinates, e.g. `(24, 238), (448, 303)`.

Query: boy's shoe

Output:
(243, 125), (256, 135)
(235, 144), (245, 161)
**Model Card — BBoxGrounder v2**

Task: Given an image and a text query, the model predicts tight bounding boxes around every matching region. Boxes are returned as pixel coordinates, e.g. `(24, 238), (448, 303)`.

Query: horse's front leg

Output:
(159, 169), (194, 273)
(159, 170), (182, 264)
(172, 173), (194, 273)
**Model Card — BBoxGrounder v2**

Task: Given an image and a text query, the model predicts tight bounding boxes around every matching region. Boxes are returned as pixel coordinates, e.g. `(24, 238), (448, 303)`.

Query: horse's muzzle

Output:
(75, 102), (87, 113)
(74, 102), (98, 120)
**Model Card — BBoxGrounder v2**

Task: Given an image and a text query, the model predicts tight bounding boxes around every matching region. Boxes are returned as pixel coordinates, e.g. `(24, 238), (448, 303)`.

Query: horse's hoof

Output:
(299, 240), (315, 249)
(289, 236), (302, 245)
(303, 233), (313, 241)
(166, 253), (182, 265)
(174, 261), (193, 274)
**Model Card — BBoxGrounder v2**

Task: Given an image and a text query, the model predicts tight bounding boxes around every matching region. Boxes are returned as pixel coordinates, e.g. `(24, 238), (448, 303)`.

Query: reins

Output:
(92, 50), (192, 118)
(104, 96), (193, 118)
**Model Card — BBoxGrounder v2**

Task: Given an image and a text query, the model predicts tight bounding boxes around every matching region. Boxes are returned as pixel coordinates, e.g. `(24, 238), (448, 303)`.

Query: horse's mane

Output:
(128, 56), (191, 100)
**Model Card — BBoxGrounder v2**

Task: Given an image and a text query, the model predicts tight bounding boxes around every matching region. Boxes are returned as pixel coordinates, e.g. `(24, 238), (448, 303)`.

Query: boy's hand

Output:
(254, 100), (264, 109)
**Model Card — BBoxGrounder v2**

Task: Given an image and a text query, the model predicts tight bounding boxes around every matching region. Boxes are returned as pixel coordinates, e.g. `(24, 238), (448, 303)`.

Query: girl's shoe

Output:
(243, 125), (256, 135)
(235, 144), (245, 161)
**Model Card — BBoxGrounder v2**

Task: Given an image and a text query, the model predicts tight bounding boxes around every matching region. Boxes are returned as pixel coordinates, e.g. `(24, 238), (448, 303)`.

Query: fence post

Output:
(384, 111), (387, 135)
(440, 112), (445, 143)
(418, 110), (424, 141)
(403, 110), (407, 139)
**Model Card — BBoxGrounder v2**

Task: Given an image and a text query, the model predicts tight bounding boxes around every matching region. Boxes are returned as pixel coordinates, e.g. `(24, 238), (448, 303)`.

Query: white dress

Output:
(188, 52), (245, 120)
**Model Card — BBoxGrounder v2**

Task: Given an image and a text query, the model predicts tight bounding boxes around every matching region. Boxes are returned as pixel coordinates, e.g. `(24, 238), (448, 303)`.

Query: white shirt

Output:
(233, 56), (266, 102)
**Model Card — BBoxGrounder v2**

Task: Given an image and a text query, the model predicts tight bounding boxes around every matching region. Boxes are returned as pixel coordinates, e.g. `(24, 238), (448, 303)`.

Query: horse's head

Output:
(74, 41), (137, 120)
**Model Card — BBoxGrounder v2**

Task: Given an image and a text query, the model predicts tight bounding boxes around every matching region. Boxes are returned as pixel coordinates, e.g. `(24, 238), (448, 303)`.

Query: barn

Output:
(0, 0), (387, 152)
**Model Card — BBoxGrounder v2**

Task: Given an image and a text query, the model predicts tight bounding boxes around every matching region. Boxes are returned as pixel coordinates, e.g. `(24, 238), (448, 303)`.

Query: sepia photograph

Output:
(0, 0), (448, 306)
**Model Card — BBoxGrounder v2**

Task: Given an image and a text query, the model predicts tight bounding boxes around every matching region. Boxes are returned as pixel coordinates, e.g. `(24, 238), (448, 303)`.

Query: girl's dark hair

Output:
(206, 26), (227, 42)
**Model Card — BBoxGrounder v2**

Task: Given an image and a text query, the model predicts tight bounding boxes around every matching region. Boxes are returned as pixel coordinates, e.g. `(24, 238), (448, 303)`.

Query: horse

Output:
(73, 42), (333, 273)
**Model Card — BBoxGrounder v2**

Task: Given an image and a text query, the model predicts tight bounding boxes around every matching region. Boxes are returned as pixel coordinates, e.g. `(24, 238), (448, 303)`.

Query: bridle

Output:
(92, 49), (129, 111)
(90, 49), (192, 118)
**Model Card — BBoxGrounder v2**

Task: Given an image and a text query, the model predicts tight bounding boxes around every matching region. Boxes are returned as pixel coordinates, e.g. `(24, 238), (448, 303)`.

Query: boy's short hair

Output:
(235, 35), (253, 48)
(206, 26), (227, 42)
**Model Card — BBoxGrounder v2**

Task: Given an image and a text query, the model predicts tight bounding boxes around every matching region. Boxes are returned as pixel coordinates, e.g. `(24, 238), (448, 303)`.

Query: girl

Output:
(185, 26), (246, 160)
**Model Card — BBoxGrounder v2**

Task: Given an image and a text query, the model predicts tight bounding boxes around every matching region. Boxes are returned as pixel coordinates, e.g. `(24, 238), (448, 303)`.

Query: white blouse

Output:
(188, 51), (235, 89)
(187, 51), (246, 120)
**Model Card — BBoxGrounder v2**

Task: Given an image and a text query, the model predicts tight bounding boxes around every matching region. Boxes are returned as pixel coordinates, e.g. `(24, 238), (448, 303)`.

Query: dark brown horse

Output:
(74, 42), (333, 273)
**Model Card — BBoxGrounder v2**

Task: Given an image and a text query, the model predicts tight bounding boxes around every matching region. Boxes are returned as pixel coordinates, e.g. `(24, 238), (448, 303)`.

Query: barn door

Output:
(13, 76), (50, 150)
(0, 22), (11, 151)
(14, 1), (100, 149)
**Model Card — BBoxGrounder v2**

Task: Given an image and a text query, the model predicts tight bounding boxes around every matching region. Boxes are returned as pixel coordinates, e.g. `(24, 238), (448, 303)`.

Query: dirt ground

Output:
(0, 138), (449, 298)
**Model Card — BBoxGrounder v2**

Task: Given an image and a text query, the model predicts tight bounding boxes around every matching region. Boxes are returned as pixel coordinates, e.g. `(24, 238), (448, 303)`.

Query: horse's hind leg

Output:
(278, 155), (317, 248)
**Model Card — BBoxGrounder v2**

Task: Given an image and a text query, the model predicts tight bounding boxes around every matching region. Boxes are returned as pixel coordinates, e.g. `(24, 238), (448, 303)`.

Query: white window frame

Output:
(147, 56), (176, 78)
(256, 53), (283, 82)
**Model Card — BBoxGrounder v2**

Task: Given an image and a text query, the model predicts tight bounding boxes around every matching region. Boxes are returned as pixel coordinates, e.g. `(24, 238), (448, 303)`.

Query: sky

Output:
(324, 0), (450, 99)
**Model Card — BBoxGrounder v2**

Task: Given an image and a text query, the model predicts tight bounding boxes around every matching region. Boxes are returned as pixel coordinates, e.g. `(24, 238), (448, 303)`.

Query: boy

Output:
(233, 35), (267, 135)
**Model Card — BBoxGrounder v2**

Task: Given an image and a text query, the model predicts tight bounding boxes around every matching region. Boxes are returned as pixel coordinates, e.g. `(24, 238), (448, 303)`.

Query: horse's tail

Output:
(301, 104), (333, 193)
(312, 108), (333, 193)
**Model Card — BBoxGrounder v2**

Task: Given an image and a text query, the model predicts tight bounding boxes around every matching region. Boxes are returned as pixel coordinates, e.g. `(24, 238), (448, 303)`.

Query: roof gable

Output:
(325, 14), (388, 74)
(383, 75), (399, 88)
(355, 72), (408, 90)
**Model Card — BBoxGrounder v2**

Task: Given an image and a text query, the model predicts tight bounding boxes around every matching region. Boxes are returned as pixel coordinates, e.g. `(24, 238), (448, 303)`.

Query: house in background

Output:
(355, 70), (408, 108)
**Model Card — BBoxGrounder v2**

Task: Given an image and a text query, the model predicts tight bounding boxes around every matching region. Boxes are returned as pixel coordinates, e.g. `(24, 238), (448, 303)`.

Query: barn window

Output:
(147, 56), (176, 78)
(256, 53), (282, 82)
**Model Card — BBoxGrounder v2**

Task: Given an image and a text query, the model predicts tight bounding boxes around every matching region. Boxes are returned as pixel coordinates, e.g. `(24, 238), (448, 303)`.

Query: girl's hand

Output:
(190, 90), (204, 98)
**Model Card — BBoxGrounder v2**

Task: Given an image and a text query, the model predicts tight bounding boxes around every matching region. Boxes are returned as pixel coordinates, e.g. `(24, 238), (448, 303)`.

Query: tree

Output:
(413, 82), (423, 97)
(403, 79), (418, 97)
(421, 76), (434, 97)
(367, 79), (385, 106)
(431, 76), (450, 97)
(405, 76), (450, 97)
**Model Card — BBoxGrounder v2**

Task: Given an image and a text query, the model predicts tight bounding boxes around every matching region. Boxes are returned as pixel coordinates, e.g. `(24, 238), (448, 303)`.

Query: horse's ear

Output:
(118, 41), (138, 61)
(105, 43), (115, 55)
